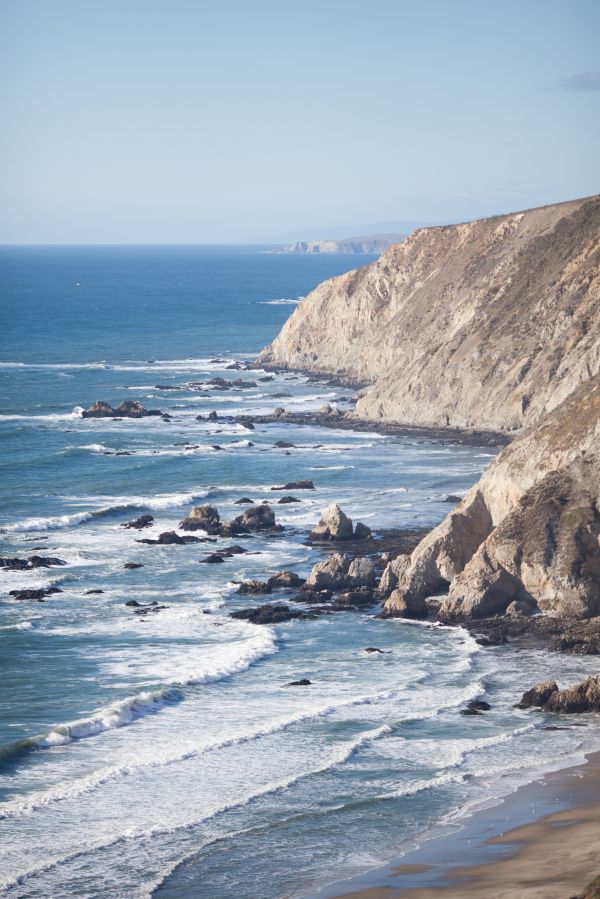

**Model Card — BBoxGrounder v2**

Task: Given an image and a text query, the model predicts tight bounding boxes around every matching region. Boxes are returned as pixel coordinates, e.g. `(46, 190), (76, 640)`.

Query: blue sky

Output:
(1, 0), (598, 243)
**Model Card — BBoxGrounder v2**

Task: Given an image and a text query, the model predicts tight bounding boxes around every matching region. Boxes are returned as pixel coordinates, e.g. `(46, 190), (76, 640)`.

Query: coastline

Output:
(305, 748), (600, 899)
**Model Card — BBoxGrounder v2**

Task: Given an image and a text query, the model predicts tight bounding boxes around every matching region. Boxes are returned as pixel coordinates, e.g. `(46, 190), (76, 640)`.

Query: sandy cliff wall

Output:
(260, 196), (600, 433)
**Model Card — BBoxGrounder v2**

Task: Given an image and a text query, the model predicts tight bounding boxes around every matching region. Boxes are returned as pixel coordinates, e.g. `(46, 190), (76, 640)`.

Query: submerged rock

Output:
(0, 556), (67, 570)
(285, 679), (311, 686)
(10, 587), (62, 601)
(124, 562), (144, 569)
(137, 531), (201, 545)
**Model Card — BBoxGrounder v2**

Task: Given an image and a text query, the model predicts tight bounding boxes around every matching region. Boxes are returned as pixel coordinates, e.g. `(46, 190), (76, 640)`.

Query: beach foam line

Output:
(1, 490), (210, 533)
(0, 671), (489, 821)
(0, 723), (390, 893)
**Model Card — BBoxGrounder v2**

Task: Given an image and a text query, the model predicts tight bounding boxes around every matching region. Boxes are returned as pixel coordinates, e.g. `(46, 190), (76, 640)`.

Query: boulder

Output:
(10, 587), (61, 601)
(347, 557), (376, 587)
(309, 504), (354, 541)
(207, 410), (218, 421)
(305, 553), (350, 590)
(354, 521), (372, 540)
(271, 480), (315, 491)
(272, 407), (286, 417)
(385, 588), (428, 619)
(378, 554), (411, 595)
(233, 503), (276, 531)
(234, 497), (254, 504)
(267, 571), (306, 590)
(517, 680), (559, 708)
(285, 678), (311, 686)
(277, 495), (300, 504)
(124, 562), (143, 569)
(274, 441), (295, 448)
(179, 505), (221, 533)
(506, 598), (536, 618)
(543, 675), (600, 713)
(319, 403), (333, 415)
(200, 553), (226, 563)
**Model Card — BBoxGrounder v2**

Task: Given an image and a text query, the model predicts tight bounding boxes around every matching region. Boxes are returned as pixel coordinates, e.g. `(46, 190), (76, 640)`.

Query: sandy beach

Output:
(313, 751), (600, 899)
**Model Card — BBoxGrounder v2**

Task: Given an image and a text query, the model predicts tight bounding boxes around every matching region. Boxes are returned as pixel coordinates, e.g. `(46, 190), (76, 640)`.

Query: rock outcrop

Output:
(385, 375), (600, 620)
(82, 400), (162, 418)
(260, 196), (600, 433)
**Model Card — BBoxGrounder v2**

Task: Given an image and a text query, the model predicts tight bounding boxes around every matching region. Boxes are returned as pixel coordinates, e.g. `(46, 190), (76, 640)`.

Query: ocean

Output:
(1, 246), (598, 899)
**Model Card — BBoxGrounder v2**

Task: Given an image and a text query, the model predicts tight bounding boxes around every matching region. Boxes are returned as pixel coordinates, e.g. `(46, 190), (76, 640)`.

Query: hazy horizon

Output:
(1, 0), (599, 244)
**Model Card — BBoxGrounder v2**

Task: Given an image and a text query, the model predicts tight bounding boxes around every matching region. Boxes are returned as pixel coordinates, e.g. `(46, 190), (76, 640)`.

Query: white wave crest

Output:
(2, 490), (210, 533)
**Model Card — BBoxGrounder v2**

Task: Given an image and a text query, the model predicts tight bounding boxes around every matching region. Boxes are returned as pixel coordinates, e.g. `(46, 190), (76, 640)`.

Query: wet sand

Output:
(308, 750), (600, 899)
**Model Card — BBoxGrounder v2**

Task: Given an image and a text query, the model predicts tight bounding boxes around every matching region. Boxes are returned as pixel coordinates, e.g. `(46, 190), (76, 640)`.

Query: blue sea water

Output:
(0, 246), (599, 899)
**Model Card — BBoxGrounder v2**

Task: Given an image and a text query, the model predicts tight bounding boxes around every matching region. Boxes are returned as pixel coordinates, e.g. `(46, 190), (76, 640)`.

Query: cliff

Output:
(384, 375), (600, 619)
(260, 196), (600, 433)
(272, 234), (405, 255)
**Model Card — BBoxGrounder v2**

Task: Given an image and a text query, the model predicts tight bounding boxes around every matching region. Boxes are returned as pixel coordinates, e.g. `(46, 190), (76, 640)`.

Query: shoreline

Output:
(304, 748), (600, 899)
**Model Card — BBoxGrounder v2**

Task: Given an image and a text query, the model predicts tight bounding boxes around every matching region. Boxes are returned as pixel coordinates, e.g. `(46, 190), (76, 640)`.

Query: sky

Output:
(0, 0), (599, 244)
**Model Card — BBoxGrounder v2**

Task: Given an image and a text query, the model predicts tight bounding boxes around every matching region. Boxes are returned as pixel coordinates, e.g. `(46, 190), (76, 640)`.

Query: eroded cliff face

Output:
(260, 196), (600, 433)
(384, 375), (600, 619)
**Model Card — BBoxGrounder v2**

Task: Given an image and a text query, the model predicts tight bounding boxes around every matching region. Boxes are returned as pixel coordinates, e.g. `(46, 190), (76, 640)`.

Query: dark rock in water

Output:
(29, 556), (67, 569)
(230, 604), (307, 624)
(212, 445), (223, 451)
(286, 679), (311, 686)
(272, 392), (292, 398)
(468, 700), (491, 712)
(125, 599), (142, 607)
(10, 587), (62, 601)
(354, 521), (372, 540)
(121, 514), (154, 530)
(85, 589), (104, 595)
(137, 531), (201, 545)
(460, 707), (481, 716)
(241, 421), (255, 430)
(234, 497), (254, 504)
(444, 494), (462, 503)
(267, 571), (305, 590)
(155, 384), (180, 390)
(272, 407), (286, 417)
(258, 375), (274, 382)
(219, 545), (247, 556)
(207, 410), (218, 421)
(543, 675), (600, 713)
(179, 505), (221, 533)
(233, 503), (277, 532)
(82, 400), (161, 418)
(200, 553), (226, 563)
(124, 562), (144, 569)
(134, 603), (169, 615)
(277, 495), (300, 504)
(237, 579), (272, 595)
(364, 647), (388, 654)
(1, 555), (67, 571)
(271, 480), (315, 491)
(274, 440), (295, 448)
(517, 680), (559, 708)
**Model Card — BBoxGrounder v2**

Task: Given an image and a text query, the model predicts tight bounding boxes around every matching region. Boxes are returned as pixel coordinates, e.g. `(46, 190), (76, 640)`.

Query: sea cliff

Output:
(260, 196), (600, 433)
(260, 195), (600, 620)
